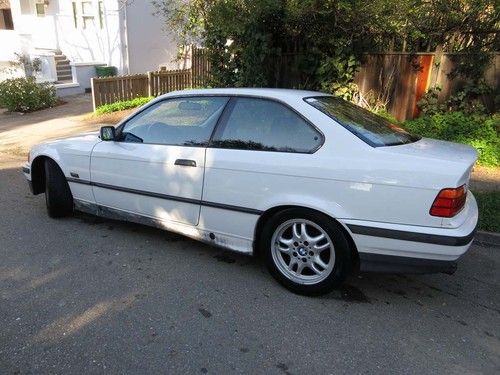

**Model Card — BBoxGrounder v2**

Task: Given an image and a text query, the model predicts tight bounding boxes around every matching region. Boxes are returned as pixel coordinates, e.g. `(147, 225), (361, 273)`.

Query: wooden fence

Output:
(91, 74), (148, 109)
(92, 48), (498, 119)
(92, 69), (197, 110)
(266, 51), (499, 120)
(192, 46), (211, 88)
(355, 53), (499, 120)
(91, 47), (210, 111)
(148, 69), (192, 97)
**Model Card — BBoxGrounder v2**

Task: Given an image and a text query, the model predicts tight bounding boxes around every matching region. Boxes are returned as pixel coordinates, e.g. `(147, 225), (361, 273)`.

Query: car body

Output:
(23, 88), (479, 294)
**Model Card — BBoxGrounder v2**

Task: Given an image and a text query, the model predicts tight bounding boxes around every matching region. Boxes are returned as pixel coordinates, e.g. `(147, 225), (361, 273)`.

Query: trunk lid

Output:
(380, 138), (478, 187)
(384, 138), (478, 164)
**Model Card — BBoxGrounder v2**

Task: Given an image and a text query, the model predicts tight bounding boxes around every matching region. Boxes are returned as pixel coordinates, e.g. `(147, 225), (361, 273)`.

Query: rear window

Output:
(305, 96), (420, 147)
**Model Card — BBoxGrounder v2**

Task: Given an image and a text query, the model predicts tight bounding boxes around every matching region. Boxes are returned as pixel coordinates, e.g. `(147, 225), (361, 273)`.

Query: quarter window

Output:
(212, 98), (322, 153)
(305, 96), (420, 147)
(119, 97), (230, 146)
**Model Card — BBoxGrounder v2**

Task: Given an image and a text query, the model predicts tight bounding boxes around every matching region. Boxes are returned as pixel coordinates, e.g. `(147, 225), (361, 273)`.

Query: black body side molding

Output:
(347, 224), (476, 246)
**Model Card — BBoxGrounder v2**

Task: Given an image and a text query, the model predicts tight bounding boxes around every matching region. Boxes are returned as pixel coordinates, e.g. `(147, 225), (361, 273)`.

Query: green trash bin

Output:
(95, 66), (117, 77)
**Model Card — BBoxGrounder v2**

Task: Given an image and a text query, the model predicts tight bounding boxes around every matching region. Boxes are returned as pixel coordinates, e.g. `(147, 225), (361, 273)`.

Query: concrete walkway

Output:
(0, 94), (99, 157)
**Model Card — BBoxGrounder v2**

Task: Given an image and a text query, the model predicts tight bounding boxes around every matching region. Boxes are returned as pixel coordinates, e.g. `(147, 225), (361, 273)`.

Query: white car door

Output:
(90, 96), (229, 226)
(201, 97), (324, 240)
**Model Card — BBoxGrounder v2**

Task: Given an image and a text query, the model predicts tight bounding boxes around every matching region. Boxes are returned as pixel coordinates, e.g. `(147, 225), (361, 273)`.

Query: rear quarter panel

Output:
(200, 97), (457, 242)
(202, 147), (443, 230)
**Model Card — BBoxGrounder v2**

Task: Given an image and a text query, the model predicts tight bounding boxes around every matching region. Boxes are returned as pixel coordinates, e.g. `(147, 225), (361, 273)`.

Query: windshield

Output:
(305, 96), (420, 147)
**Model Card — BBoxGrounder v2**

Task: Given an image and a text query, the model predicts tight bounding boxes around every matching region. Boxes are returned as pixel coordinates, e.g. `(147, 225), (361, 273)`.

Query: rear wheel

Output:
(44, 159), (73, 218)
(261, 208), (351, 295)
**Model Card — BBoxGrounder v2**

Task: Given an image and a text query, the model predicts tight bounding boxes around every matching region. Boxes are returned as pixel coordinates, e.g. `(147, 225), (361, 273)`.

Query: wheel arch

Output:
(30, 155), (63, 195)
(253, 205), (360, 270)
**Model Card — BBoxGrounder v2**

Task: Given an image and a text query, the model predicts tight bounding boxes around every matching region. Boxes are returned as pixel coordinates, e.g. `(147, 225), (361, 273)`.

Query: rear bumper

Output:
(342, 194), (478, 274)
(358, 252), (459, 274)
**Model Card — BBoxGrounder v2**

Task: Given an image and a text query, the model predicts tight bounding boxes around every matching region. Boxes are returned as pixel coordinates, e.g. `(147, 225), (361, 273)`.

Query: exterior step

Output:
(56, 79), (74, 84)
(56, 59), (70, 66)
(56, 67), (72, 74)
(53, 51), (73, 82)
(57, 73), (72, 80)
(57, 73), (72, 81)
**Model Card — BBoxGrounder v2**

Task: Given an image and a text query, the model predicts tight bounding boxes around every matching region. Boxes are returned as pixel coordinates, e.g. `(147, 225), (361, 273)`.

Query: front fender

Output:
(28, 133), (100, 195)
(29, 146), (66, 195)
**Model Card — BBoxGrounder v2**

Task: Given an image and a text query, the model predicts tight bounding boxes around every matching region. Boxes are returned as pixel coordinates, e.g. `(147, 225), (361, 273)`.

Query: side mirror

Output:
(100, 126), (116, 141)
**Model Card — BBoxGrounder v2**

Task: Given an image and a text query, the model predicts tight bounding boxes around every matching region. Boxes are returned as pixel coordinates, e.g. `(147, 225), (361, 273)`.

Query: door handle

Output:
(174, 159), (197, 167)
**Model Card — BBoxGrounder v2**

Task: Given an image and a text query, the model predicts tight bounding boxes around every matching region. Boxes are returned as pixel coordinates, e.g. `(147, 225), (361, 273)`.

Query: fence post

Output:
(147, 71), (153, 97)
(91, 77), (97, 112)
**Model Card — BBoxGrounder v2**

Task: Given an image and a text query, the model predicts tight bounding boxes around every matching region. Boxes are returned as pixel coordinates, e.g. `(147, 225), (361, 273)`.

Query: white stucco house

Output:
(0, 0), (181, 95)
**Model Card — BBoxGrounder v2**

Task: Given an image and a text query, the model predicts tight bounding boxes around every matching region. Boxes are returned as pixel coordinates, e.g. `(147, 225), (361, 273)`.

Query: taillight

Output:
(430, 185), (467, 218)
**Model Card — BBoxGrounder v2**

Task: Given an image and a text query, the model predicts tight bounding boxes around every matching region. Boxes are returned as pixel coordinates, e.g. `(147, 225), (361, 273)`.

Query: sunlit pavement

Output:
(1, 156), (499, 374)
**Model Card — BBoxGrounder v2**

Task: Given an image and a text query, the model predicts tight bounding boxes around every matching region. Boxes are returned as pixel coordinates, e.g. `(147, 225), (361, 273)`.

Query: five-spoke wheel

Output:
(271, 219), (335, 285)
(262, 208), (351, 295)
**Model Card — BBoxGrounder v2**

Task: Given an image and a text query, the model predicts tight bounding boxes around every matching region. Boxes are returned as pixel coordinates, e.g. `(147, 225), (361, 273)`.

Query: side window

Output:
(119, 96), (229, 146)
(212, 98), (322, 153)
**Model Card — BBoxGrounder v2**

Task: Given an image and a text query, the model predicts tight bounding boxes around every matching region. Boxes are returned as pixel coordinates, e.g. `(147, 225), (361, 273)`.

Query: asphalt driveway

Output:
(0, 155), (499, 374)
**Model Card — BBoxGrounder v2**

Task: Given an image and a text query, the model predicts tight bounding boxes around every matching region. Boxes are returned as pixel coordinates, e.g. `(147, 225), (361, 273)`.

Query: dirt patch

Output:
(0, 94), (97, 156)
(80, 109), (135, 126)
(470, 166), (500, 192)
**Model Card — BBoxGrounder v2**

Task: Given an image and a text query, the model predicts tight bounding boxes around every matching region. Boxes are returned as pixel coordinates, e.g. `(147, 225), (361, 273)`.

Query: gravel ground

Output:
(0, 155), (499, 374)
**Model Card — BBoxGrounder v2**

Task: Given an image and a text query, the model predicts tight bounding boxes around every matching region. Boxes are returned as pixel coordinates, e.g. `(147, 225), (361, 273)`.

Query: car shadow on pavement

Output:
(70, 209), (500, 318)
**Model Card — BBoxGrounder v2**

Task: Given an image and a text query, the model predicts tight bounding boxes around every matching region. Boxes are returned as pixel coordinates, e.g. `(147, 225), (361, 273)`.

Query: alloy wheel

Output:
(271, 219), (335, 285)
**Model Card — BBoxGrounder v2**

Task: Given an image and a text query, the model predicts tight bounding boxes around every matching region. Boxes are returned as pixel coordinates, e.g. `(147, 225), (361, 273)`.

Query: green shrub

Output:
(473, 191), (500, 232)
(0, 77), (57, 113)
(95, 96), (153, 115)
(418, 81), (493, 116)
(375, 109), (399, 124)
(95, 66), (117, 77)
(404, 112), (500, 167)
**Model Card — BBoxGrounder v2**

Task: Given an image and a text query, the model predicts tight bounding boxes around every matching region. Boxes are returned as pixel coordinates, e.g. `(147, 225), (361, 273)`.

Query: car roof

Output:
(160, 87), (331, 101)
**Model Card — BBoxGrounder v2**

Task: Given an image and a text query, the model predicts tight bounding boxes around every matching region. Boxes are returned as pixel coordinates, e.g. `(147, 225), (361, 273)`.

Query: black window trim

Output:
(114, 93), (325, 153)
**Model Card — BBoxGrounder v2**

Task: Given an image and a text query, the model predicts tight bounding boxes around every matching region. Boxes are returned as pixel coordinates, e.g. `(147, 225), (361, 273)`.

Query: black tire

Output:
(261, 208), (352, 296)
(44, 159), (73, 218)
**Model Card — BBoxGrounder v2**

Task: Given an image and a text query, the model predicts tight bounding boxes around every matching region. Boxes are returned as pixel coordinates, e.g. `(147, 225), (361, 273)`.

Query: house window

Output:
(72, 0), (103, 29)
(0, 8), (14, 30)
(81, 1), (95, 29)
(35, 3), (45, 17)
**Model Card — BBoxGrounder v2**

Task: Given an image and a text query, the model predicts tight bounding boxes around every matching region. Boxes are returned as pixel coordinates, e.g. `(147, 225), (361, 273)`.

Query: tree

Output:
(152, 0), (499, 88)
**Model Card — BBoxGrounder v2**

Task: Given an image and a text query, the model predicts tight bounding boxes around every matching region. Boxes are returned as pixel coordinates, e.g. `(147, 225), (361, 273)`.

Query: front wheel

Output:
(44, 159), (73, 218)
(261, 208), (352, 296)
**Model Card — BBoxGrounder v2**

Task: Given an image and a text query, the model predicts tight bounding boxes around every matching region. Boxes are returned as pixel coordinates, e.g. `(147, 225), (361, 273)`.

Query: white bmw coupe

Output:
(23, 88), (479, 295)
